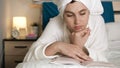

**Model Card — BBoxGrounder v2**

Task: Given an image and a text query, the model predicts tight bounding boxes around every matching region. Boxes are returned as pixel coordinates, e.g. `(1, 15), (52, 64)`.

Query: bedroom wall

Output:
(0, 0), (42, 67)
(4, 0), (42, 39)
(113, 2), (120, 22)
(0, 0), (5, 67)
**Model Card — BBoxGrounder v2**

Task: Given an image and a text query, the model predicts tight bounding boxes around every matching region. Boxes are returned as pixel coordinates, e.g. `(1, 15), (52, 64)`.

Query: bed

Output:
(15, 22), (120, 68)
(16, 1), (120, 68)
(105, 22), (120, 68)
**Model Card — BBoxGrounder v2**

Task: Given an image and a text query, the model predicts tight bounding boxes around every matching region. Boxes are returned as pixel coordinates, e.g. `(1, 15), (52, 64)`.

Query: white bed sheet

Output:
(16, 59), (116, 68)
(106, 41), (120, 68)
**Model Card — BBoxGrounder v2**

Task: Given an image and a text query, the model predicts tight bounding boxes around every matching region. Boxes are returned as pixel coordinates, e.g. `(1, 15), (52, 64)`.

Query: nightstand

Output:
(3, 39), (36, 68)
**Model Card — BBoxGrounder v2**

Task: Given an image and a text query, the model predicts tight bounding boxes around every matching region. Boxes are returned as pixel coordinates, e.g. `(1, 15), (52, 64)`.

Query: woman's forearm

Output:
(45, 41), (92, 62)
(45, 41), (89, 56)
(45, 41), (61, 56)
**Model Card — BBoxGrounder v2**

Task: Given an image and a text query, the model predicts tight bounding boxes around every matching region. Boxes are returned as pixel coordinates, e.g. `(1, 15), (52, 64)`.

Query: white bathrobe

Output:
(16, 0), (109, 68)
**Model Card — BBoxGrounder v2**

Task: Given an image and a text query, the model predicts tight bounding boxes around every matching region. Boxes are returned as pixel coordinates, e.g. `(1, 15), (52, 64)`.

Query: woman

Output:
(16, 0), (108, 68)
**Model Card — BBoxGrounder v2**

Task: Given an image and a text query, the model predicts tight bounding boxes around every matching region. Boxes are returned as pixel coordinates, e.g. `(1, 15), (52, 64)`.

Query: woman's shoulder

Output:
(43, 15), (64, 35)
(47, 15), (64, 30)
(40, 15), (64, 41)
(49, 15), (63, 24)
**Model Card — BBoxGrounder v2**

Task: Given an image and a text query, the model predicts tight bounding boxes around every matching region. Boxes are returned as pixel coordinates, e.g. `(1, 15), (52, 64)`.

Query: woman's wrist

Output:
(53, 42), (62, 54)
(56, 42), (66, 53)
(45, 42), (61, 56)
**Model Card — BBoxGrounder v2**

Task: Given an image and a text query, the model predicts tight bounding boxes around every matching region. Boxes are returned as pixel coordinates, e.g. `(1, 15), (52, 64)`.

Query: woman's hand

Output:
(58, 42), (92, 63)
(70, 28), (90, 48)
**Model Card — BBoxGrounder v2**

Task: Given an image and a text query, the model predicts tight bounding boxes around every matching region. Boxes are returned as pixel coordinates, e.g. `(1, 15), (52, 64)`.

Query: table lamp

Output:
(12, 16), (27, 39)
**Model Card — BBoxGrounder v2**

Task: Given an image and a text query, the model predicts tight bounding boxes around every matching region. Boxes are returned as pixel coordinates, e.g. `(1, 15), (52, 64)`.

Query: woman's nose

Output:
(74, 16), (81, 25)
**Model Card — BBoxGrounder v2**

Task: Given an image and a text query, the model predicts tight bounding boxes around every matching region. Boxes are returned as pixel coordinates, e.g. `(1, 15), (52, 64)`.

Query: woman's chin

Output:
(74, 29), (81, 32)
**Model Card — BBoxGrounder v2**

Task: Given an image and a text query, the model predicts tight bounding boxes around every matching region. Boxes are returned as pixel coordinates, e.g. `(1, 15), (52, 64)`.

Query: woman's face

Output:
(64, 2), (90, 32)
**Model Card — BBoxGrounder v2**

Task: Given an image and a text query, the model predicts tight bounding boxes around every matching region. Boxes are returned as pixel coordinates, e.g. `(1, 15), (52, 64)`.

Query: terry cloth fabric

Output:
(53, 0), (104, 18)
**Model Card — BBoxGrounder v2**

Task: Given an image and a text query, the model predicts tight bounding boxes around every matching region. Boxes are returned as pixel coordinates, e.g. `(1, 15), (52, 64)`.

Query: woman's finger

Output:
(83, 28), (90, 39)
(76, 49), (92, 61)
(75, 28), (88, 37)
(71, 55), (85, 63)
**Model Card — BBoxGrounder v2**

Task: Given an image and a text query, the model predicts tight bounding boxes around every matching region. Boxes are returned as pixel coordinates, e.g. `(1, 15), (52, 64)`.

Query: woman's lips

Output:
(74, 26), (82, 30)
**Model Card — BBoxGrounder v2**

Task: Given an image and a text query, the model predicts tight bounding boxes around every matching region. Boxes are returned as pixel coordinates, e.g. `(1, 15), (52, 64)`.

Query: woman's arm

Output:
(69, 28), (90, 56)
(45, 26), (92, 62)
(45, 41), (92, 62)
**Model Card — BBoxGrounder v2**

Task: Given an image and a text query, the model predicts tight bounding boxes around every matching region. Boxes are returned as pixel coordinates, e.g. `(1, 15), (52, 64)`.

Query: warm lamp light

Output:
(12, 16), (27, 39)
(13, 17), (27, 29)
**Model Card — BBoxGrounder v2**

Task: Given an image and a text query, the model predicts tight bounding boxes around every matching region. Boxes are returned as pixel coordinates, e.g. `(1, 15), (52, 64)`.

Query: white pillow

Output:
(106, 22), (120, 41)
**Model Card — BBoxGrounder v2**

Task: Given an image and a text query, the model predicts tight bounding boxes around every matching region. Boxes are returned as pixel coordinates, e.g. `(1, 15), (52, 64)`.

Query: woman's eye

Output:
(80, 12), (86, 15)
(66, 14), (73, 17)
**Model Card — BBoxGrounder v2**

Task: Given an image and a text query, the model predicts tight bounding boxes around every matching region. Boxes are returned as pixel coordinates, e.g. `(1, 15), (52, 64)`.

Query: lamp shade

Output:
(13, 17), (27, 29)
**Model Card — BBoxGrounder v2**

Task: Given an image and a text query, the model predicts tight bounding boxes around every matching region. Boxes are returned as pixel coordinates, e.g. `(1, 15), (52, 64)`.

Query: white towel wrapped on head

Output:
(53, 0), (103, 18)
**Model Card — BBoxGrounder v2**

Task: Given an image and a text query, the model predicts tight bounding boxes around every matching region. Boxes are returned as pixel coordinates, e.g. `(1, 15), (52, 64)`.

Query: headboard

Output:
(42, 1), (115, 30)
(42, 2), (59, 30)
(101, 1), (114, 23)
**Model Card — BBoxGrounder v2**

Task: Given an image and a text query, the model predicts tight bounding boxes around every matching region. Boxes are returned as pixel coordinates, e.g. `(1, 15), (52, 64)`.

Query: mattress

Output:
(16, 59), (116, 68)
(106, 41), (120, 68)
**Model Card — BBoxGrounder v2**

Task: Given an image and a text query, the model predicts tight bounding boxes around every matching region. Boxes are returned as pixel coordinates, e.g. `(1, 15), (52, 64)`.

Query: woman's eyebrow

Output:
(64, 9), (87, 14)
(80, 9), (87, 12)
(64, 11), (74, 14)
